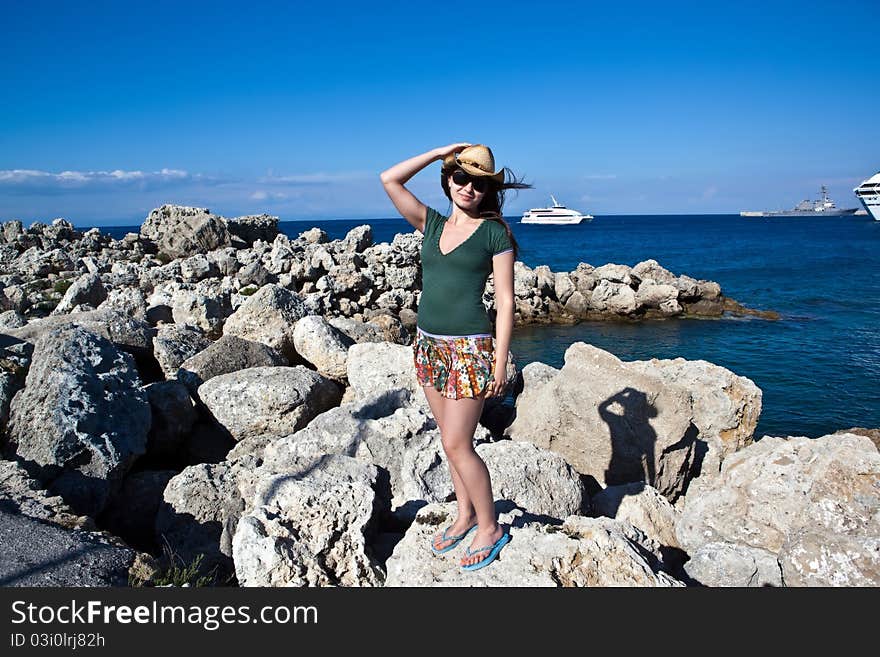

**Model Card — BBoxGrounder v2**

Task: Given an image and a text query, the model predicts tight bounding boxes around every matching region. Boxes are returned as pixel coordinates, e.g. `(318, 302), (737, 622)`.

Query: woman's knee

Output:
(440, 432), (475, 460)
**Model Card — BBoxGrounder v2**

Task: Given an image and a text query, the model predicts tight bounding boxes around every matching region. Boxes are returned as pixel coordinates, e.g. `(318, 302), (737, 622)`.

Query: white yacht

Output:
(854, 172), (880, 221)
(521, 196), (593, 224)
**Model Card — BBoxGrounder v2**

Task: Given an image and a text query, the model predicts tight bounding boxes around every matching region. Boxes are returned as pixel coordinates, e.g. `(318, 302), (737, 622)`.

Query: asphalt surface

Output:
(0, 504), (134, 586)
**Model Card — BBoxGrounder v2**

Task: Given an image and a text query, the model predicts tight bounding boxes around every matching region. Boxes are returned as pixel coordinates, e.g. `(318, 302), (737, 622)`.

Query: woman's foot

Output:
(431, 515), (478, 552)
(460, 523), (505, 568)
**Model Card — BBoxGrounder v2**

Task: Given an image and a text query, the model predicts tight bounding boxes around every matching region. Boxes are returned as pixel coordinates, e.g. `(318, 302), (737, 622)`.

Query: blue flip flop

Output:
(461, 532), (511, 571)
(431, 523), (478, 554)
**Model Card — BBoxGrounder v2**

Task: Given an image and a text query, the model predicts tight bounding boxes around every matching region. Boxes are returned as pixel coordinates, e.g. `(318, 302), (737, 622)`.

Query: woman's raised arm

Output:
(379, 143), (471, 232)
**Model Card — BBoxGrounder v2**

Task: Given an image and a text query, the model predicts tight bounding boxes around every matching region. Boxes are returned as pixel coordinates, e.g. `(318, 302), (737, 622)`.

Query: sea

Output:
(100, 213), (880, 440)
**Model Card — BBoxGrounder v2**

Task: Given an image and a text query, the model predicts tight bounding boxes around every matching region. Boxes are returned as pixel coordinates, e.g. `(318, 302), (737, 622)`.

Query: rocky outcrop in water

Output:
(0, 206), (772, 332)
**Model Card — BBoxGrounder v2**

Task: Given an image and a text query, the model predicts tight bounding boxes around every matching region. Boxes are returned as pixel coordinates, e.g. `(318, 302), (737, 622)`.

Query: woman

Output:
(380, 143), (530, 571)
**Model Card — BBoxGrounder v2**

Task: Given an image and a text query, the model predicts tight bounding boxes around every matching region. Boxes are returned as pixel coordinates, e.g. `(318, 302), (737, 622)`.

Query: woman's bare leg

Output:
(439, 392), (505, 567)
(421, 384), (478, 551)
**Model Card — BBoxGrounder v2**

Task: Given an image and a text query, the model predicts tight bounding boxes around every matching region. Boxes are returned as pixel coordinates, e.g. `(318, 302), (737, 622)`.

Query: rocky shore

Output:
(0, 204), (873, 588)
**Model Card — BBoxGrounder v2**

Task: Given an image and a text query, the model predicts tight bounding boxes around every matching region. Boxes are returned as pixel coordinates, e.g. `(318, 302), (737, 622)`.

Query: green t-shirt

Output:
(416, 206), (514, 336)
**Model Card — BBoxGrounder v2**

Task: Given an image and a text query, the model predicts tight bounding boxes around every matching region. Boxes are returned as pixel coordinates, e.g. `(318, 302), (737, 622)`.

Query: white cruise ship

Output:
(521, 196), (593, 224)
(854, 173), (880, 221)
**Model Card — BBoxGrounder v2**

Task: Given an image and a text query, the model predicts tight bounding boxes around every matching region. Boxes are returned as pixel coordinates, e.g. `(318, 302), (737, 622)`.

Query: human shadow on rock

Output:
(599, 387), (658, 491)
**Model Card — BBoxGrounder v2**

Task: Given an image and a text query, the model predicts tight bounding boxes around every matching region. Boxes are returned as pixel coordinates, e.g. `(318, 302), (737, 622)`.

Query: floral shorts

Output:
(413, 327), (496, 400)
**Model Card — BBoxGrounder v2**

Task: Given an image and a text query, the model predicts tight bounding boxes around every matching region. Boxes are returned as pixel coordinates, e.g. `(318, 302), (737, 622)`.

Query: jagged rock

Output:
(835, 427), (880, 452)
(593, 263), (633, 285)
(590, 280), (637, 314)
(340, 225), (373, 253)
(684, 541), (784, 587)
(98, 287), (148, 321)
(260, 388), (484, 524)
(674, 275), (701, 300)
(226, 214), (279, 246)
(292, 315), (355, 380)
(170, 290), (226, 339)
(198, 366), (342, 441)
(156, 456), (262, 575)
(384, 503), (684, 587)
(570, 263), (598, 296)
(632, 259), (677, 285)
(51, 273), (107, 315)
(591, 482), (681, 552)
(232, 454), (385, 586)
(4, 324), (151, 516)
(0, 372), (19, 427)
(206, 247), (241, 278)
(152, 324), (212, 380)
(345, 341), (427, 410)
(635, 280), (680, 310)
(507, 342), (697, 501)
(222, 284), (307, 362)
(554, 272), (576, 304)
(697, 280), (721, 300)
(563, 290), (589, 316)
(513, 262), (538, 298)
(5, 308), (157, 363)
(475, 441), (587, 520)
(237, 260), (273, 287)
(176, 334), (287, 394)
(1, 220), (24, 244)
(0, 310), (27, 329)
(659, 298), (682, 315)
(364, 313), (410, 344)
(676, 433), (880, 586)
(0, 459), (92, 529)
(179, 253), (218, 283)
(299, 227), (328, 244)
(628, 357), (762, 494)
(683, 298), (724, 317)
(328, 316), (389, 344)
(14, 246), (75, 278)
(140, 205), (232, 258)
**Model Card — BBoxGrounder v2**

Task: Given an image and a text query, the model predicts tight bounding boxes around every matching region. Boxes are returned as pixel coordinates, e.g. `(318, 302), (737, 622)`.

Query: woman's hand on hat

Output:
(435, 143), (472, 159)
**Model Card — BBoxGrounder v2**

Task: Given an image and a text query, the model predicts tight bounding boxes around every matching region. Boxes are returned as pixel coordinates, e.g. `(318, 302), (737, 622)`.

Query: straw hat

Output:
(443, 144), (505, 184)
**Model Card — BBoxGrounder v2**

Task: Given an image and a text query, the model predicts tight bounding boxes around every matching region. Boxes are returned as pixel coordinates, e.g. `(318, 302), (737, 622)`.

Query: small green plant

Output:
(156, 252), (172, 265)
(150, 553), (215, 587)
(239, 285), (258, 296)
(129, 538), (224, 587)
(53, 279), (73, 294)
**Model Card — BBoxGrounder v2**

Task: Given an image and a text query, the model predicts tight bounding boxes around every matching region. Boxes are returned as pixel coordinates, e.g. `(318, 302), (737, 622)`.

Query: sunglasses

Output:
(451, 169), (490, 193)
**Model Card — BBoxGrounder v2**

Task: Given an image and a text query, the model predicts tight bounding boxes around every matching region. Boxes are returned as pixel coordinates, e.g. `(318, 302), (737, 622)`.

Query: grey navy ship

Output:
(741, 185), (859, 217)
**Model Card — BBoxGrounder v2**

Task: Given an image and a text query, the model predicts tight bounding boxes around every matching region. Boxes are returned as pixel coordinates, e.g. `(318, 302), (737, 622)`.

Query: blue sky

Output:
(1, 0), (877, 226)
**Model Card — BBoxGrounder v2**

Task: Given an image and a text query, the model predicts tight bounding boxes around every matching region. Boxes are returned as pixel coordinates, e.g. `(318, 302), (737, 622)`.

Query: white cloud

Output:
(257, 171), (374, 185)
(0, 168), (212, 194)
(250, 190), (288, 201)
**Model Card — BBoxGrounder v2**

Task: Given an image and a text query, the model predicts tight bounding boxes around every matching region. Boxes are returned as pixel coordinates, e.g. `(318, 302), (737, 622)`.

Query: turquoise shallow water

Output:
(103, 213), (880, 439)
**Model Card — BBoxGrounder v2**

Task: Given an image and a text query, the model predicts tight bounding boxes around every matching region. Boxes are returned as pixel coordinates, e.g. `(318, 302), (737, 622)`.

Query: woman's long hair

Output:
(440, 164), (531, 261)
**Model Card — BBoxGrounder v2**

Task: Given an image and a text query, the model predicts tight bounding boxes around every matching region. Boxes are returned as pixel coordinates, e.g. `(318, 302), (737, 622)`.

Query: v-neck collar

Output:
(437, 217), (486, 257)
